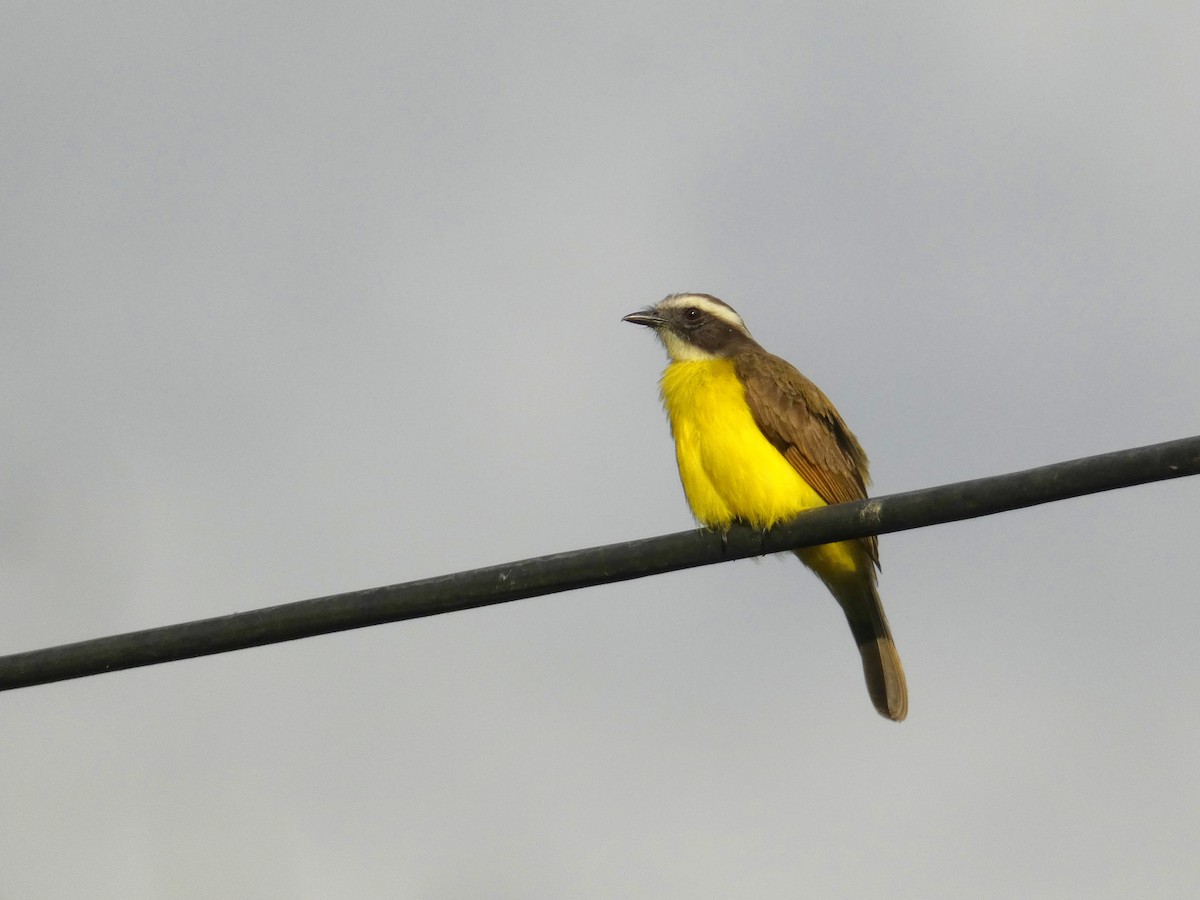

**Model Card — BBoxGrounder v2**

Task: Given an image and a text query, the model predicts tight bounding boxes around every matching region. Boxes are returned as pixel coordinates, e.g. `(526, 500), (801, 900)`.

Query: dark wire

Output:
(1, 435), (1197, 692)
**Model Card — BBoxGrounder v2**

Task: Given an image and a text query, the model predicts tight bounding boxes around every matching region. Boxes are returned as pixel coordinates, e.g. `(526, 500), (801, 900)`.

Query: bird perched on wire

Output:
(623, 293), (907, 721)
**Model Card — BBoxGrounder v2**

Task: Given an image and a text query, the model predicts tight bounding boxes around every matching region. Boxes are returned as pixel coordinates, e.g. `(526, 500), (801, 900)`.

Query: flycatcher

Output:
(623, 293), (907, 721)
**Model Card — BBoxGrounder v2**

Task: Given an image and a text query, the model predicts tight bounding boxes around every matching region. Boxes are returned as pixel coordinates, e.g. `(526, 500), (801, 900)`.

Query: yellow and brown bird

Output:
(623, 293), (907, 721)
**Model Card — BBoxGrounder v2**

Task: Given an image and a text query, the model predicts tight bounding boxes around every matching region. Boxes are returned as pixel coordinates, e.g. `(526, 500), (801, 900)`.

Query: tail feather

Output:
(796, 547), (908, 722)
(851, 616), (908, 722)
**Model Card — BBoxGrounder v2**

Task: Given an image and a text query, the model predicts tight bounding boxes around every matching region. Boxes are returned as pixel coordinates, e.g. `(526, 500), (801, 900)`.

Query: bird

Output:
(622, 293), (907, 721)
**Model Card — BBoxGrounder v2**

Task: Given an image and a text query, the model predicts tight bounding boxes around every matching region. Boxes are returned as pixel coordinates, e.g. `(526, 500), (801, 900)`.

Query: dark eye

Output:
(684, 307), (701, 321)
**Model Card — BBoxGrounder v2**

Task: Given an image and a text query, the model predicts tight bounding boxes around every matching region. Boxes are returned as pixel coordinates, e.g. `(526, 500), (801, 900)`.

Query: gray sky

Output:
(4, 2), (1199, 897)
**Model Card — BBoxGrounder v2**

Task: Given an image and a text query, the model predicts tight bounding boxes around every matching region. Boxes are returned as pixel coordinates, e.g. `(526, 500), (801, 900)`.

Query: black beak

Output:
(622, 309), (665, 328)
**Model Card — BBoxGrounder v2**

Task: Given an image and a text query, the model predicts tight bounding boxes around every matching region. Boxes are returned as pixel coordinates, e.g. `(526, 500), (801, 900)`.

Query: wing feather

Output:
(735, 351), (879, 566)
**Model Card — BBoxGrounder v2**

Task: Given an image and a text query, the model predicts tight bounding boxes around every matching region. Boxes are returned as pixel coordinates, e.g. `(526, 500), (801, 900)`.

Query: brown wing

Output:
(735, 350), (878, 566)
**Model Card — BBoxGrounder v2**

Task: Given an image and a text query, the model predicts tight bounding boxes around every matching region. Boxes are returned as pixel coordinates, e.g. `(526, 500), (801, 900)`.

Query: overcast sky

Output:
(3, 3), (1199, 897)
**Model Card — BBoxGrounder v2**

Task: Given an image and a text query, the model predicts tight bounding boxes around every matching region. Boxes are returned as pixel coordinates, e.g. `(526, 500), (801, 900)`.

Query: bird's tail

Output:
(795, 546), (908, 722)
(845, 589), (908, 722)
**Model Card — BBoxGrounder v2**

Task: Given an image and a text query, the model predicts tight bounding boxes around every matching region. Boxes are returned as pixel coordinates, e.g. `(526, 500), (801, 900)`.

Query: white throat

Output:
(660, 330), (721, 362)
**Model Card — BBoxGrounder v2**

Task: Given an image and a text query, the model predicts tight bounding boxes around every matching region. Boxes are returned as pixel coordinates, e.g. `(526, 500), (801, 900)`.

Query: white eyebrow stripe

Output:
(659, 293), (748, 332)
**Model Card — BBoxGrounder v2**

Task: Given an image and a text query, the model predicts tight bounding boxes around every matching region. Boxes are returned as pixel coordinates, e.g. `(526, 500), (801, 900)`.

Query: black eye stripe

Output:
(661, 297), (748, 333)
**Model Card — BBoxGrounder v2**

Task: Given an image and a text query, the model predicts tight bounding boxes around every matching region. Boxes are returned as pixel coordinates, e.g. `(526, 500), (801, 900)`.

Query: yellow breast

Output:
(659, 358), (829, 530)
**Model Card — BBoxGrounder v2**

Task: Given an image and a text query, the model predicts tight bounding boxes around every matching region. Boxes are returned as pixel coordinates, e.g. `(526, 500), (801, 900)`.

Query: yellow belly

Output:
(660, 358), (861, 580)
